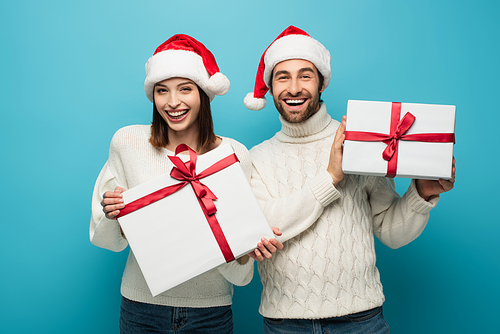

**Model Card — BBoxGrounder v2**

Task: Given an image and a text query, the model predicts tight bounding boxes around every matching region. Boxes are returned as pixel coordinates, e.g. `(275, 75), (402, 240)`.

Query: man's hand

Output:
(416, 157), (456, 201)
(101, 186), (127, 219)
(248, 227), (284, 262)
(327, 115), (346, 185)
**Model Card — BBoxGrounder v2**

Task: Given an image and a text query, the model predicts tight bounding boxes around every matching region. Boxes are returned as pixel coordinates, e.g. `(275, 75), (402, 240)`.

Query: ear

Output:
(269, 78), (274, 97)
(319, 82), (325, 93)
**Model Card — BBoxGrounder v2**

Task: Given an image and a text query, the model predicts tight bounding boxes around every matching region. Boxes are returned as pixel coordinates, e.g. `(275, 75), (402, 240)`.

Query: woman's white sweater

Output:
(250, 104), (439, 319)
(90, 125), (254, 307)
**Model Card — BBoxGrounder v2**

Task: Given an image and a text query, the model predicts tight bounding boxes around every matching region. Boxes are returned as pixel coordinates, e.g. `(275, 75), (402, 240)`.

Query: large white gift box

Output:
(117, 144), (273, 297)
(342, 100), (456, 179)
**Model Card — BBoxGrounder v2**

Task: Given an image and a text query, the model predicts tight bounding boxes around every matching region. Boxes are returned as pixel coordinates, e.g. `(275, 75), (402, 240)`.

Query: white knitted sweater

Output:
(250, 104), (439, 319)
(90, 125), (254, 307)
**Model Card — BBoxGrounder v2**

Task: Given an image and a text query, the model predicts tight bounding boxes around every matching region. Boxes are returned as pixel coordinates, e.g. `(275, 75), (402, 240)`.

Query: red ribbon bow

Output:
(344, 102), (455, 178)
(382, 111), (416, 161)
(169, 144), (219, 217)
(117, 144), (239, 262)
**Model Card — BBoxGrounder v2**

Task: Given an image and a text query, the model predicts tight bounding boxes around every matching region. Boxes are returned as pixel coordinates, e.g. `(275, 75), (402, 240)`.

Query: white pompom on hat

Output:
(244, 26), (331, 111)
(144, 34), (230, 102)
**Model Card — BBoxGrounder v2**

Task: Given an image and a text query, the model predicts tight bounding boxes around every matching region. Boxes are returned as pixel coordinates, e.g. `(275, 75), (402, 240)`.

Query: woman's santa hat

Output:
(144, 34), (230, 102)
(244, 26), (331, 111)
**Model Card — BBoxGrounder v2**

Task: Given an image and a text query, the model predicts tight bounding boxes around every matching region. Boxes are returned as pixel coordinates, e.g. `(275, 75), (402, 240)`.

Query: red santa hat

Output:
(144, 34), (230, 102)
(244, 26), (331, 111)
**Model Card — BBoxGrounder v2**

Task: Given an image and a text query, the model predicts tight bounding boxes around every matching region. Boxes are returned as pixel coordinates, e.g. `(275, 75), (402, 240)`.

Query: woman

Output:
(90, 34), (282, 333)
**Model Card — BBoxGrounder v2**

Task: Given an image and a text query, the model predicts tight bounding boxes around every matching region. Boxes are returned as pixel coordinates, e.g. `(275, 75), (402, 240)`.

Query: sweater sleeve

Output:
(250, 164), (341, 243)
(89, 133), (129, 252)
(370, 178), (439, 249)
(217, 258), (254, 286)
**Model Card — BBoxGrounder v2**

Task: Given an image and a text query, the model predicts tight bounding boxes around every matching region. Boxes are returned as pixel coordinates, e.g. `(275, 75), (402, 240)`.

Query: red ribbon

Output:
(117, 144), (239, 262)
(344, 102), (455, 178)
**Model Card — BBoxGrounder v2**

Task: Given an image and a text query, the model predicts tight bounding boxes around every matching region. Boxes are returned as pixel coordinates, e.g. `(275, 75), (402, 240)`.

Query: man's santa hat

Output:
(244, 26), (331, 111)
(144, 34), (230, 102)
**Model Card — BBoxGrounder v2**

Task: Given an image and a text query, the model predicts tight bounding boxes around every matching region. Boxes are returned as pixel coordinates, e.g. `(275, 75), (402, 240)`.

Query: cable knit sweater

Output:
(90, 125), (254, 307)
(250, 103), (439, 319)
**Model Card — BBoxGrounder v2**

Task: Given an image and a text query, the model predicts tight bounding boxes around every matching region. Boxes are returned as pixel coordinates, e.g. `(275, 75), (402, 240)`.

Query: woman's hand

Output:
(248, 227), (284, 262)
(101, 186), (127, 219)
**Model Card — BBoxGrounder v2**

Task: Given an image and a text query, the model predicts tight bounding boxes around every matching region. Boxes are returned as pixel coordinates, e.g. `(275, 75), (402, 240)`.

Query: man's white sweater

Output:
(250, 104), (439, 319)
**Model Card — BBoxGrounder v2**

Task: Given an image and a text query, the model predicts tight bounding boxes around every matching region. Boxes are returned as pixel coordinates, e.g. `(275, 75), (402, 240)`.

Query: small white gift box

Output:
(342, 100), (455, 179)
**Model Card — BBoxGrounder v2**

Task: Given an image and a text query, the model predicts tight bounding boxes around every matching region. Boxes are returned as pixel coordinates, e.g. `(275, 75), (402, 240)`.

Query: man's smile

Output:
(283, 98), (307, 107)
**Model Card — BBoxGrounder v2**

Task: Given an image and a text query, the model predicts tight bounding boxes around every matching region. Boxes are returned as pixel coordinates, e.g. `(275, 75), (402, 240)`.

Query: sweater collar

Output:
(275, 103), (337, 143)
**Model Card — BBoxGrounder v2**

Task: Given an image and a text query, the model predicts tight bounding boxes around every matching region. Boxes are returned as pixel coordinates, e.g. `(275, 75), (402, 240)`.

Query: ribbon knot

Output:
(382, 112), (416, 161)
(169, 145), (219, 217)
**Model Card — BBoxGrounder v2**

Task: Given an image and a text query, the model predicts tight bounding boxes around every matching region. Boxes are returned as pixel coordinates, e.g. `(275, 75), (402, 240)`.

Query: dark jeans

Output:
(119, 297), (233, 334)
(263, 306), (389, 334)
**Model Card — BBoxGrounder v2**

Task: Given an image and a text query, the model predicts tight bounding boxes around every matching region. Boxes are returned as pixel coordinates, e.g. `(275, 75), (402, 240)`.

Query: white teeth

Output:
(167, 110), (188, 117)
(284, 99), (306, 107)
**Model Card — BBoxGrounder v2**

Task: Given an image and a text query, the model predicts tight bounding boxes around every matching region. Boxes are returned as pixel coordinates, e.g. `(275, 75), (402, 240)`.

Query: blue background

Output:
(1, 0), (498, 333)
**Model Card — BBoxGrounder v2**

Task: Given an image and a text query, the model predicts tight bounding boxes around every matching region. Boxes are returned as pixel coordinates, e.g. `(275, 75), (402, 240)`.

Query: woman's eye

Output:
(180, 87), (192, 92)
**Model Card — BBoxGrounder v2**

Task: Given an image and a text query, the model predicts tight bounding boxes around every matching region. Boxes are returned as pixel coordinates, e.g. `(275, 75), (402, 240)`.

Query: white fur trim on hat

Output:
(144, 50), (221, 102)
(263, 34), (331, 88)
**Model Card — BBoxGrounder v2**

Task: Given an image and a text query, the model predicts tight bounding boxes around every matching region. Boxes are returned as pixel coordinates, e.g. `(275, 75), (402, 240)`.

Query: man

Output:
(244, 26), (455, 333)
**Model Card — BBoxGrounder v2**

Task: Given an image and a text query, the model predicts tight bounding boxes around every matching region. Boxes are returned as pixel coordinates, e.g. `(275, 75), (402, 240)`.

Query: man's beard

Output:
(273, 90), (321, 123)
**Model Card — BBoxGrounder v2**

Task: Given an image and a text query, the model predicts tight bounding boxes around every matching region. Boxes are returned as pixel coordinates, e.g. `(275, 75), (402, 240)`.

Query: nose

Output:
(288, 78), (301, 96)
(167, 93), (181, 109)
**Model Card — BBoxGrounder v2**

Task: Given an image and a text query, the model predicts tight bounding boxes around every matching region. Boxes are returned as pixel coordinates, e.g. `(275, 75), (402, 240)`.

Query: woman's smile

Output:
(166, 109), (189, 121)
